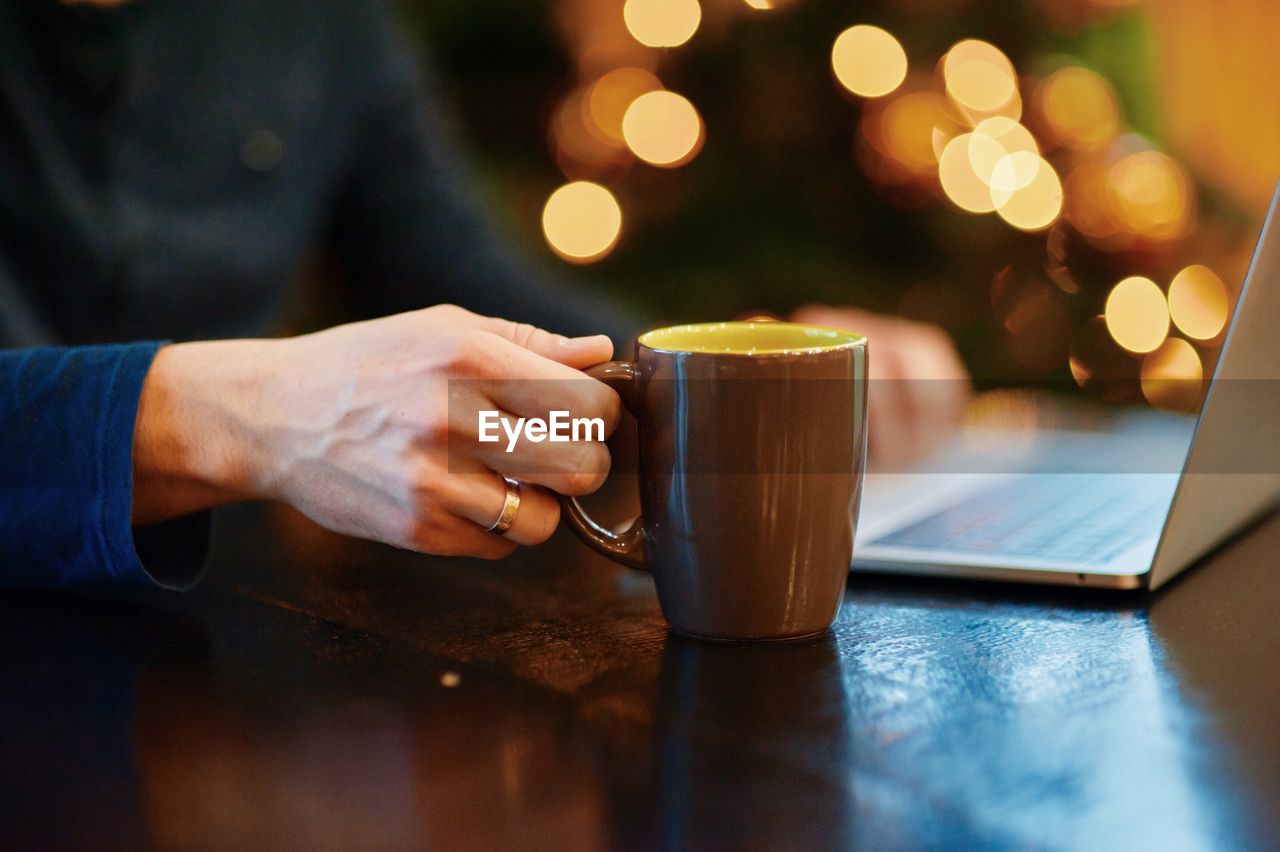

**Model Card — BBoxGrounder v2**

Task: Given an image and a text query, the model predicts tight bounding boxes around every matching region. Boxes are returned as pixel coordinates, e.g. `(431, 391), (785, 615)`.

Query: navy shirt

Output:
(0, 0), (635, 590)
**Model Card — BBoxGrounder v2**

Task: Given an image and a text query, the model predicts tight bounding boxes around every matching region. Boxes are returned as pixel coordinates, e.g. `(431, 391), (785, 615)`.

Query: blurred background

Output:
(397, 0), (1277, 411)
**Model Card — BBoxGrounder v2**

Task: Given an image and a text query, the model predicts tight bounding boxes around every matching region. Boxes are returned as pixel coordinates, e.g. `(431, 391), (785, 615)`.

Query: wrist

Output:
(132, 339), (280, 523)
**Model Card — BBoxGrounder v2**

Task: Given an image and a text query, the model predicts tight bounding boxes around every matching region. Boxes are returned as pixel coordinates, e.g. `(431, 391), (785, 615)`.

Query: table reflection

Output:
(0, 593), (612, 851)
(2, 509), (1275, 850)
(626, 635), (855, 849)
(133, 626), (612, 849)
(0, 595), (171, 848)
(832, 576), (1250, 849)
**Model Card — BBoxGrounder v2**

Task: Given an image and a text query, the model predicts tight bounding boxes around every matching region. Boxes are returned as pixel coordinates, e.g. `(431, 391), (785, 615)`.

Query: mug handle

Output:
(559, 361), (649, 571)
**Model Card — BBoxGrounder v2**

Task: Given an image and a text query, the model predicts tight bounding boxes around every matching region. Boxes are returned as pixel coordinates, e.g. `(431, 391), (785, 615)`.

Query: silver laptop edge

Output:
(1146, 182), (1280, 588)
(853, 181), (1280, 590)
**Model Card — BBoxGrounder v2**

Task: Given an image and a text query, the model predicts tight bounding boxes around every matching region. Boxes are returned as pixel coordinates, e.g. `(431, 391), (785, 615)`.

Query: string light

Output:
(622, 90), (704, 166)
(623, 0), (701, 48)
(938, 132), (998, 213)
(585, 67), (663, 145)
(1037, 66), (1121, 149)
(1141, 338), (1203, 411)
(542, 182), (623, 263)
(991, 153), (1062, 231)
(1168, 264), (1229, 340)
(968, 117), (1037, 185)
(1105, 276), (1169, 353)
(1107, 149), (1193, 240)
(551, 88), (632, 174)
(943, 40), (1018, 116)
(545, 4), (1216, 413)
(831, 25), (908, 98)
(874, 90), (955, 173)
(1063, 163), (1121, 240)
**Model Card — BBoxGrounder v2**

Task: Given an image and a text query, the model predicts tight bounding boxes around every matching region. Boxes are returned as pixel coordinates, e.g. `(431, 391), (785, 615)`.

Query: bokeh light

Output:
(991, 153), (1062, 231)
(831, 25), (908, 98)
(968, 117), (1037, 184)
(1168, 264), (1230, 340)
(551, 88), (632, 177)
(868, 90), (956, 175)
(938, 132), (998, 213)
(542, 181), (623, 263)
(988, 150), (1041, 193)
(931, 125), (954, 162)
(1105, 275), (1169, 353)
(622, 90), (704, 167)
(943, 40), (1018, 115)
(623, 0), (701, 48)
(584, 68), (663, 146)
(1037, 66), (1121, 149)
(1141, 338), (1203, 411)
(1107, 149), (1193, 240)
(1063, 163), (1121, 240)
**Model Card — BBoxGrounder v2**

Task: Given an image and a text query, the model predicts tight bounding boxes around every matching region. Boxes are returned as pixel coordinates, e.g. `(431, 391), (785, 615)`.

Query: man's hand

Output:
(132, 305), (618, 559)
(791, 304), (971, 468)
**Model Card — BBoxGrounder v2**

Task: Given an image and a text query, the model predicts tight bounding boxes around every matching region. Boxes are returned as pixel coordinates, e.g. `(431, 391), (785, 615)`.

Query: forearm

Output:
(131, 340), (278, 525)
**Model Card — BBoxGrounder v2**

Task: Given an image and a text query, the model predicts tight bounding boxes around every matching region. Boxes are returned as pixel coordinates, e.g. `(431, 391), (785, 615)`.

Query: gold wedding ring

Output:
(489, 475), (522, 535)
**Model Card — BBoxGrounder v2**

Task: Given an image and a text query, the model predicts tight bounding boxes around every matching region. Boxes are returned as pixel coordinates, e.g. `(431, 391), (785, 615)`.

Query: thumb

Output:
(478, 316), (614, 368)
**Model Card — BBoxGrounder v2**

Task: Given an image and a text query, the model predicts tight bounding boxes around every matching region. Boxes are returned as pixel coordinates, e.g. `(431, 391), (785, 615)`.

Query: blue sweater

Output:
(0, 344), (210, 590)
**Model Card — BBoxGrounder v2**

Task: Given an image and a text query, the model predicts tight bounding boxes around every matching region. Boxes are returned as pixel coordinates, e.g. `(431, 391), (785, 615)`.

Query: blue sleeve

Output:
(0, 343), (210, 591)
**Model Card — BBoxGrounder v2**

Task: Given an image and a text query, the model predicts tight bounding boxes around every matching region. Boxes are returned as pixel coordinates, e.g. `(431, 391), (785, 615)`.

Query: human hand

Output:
(791, 304), (971, 468)
(132, 305), (619, 558)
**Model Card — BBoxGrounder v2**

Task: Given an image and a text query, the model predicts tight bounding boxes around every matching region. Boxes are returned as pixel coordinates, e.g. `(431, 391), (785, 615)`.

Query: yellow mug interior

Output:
(638, 321), (865, 355)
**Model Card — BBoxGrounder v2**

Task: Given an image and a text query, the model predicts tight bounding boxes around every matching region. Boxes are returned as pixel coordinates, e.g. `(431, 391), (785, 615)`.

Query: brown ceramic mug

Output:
(561, 321), (868, 642)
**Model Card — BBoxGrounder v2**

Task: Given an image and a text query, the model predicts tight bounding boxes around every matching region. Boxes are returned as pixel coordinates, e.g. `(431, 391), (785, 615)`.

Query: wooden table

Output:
(3, 500), (1277, 850)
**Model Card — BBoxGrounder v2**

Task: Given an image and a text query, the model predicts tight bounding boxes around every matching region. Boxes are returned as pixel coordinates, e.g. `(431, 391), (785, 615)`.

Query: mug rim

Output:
(637, 321), (866, 357)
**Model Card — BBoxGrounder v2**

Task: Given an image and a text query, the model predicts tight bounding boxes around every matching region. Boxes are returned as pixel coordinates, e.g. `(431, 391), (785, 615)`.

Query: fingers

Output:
(486, 365), (621, 435)
(462, 308), (614, 368)
(443, 471), (564, 547)
(449, 390), (614, 495)
(871, 331), (972, 467)
(478, 347), (622, 450)
(471, 336), (622, 438)
(900, 331), (970, 423)
(792, 303), (869, 332)
(422, 304), (620, 437)
(867, 348), (922, 469)
(425, 310), (619, 499)
(472, 424), (612, 496)
(401, 460), (564, 556)
(406, 509), (519, 560)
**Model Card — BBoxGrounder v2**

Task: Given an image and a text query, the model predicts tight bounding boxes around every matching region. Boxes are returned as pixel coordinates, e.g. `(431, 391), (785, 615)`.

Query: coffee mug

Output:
(560, 321), (868, 641)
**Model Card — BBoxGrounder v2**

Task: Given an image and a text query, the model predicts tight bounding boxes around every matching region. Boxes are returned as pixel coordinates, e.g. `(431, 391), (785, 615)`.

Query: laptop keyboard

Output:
(868, 474), (1175, 564)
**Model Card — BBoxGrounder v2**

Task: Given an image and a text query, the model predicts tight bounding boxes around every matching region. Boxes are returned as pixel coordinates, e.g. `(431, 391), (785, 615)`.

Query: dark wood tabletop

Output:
(3, 497), (1278, 850)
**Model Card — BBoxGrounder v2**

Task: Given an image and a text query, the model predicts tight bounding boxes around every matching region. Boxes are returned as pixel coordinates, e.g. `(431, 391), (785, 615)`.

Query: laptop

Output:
(853, 182), (1280, 590)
